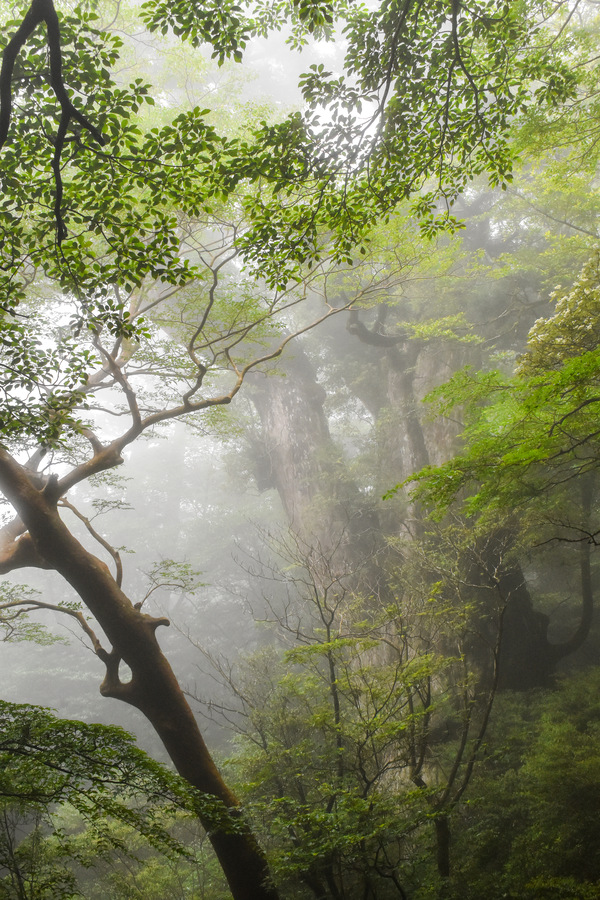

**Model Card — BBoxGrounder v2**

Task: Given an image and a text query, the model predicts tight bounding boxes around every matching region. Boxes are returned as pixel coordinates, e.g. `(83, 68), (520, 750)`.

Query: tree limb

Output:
(59, 497), (123, 587)
(0, 0), (106, 241)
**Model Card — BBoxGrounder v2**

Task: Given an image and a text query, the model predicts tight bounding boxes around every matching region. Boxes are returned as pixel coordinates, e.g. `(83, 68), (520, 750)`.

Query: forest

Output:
(0, 0), (599, 897)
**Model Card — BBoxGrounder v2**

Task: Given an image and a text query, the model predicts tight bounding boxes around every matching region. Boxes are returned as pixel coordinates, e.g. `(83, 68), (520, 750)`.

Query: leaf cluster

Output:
(402, 250), (600, 523)
(0, 700), (226, 855)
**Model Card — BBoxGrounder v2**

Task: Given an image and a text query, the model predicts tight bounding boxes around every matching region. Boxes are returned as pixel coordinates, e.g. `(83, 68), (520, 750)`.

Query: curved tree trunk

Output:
(0, 449), (278, 900)
(249, 316), (595, 691)
(341, 312), (595, 686)
(481, 526), (594, 689)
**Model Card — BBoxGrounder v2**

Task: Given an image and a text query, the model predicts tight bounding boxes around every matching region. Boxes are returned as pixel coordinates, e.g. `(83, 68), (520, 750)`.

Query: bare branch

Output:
(59, 497), (123, 587)
(94, 338), (142, 431)
(0, 593), (109, 658)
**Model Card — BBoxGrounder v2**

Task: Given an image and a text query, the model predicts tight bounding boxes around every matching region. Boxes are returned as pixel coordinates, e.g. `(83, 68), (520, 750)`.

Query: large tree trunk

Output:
(248, 341), (385, 593)
(0, 449), (278, 900)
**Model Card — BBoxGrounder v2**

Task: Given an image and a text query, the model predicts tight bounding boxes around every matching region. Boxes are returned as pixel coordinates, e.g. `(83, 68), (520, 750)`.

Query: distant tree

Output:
(192, 527), (508, 897)
(403, 250), (600, 682)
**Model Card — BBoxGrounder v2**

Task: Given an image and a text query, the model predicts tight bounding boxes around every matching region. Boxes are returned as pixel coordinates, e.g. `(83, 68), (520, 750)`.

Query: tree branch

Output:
(0, 0), (106, 241)
(0, 532), (52, 574)
(59, 497), (123, 587)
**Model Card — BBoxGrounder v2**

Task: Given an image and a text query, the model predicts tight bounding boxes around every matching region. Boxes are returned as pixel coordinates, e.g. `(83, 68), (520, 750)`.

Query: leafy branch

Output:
(0, 0), (106, 241)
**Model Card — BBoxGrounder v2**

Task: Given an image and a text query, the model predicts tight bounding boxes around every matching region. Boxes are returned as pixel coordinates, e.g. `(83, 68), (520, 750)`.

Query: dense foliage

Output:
(0, 701), (203, 898)
(405, 249), (600, 523)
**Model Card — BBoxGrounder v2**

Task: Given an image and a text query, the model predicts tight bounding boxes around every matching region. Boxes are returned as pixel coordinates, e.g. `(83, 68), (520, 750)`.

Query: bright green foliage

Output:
(0, 0), (587, 444)
(229, 640), (440, 895)
(212, 528), (504, 897)
(399, 250), (600, 525)
(0, 700), (223, 897)
(233, 0), (580, 279)
(0, 583), (71, 645)
(43, 809), (231, 900)
(523, 251), (600, 372)
(0, 1), (597, 896)
(2, 0), (582, 288)
(0, 701), (199, 840)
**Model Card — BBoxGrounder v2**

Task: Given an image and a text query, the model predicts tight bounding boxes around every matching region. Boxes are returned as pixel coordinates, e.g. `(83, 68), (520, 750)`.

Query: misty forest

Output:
(0, 0), (600, 898)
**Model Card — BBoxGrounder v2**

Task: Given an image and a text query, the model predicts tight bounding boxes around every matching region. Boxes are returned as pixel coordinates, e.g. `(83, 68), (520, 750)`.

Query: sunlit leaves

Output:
(141, 0), (344, 57)
(0, 313), (95, 444)
(522, 251), (600, 373)
(0, 0), (588, 441)
(403, 252), (600, 520)
(134, 0), (584, 287)
(141, 0), (253, 65)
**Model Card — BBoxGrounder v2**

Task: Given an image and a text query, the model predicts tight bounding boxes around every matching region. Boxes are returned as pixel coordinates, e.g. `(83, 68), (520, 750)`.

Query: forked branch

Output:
(0, 0), (106, 241)
(0, 593), (109, 659)
(58, 497), (123, 587)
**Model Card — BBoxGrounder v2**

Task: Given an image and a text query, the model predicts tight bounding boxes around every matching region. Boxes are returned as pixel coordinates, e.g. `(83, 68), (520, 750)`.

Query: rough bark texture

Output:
(0, 449), (278, 900)
(249, 341), (385, 594)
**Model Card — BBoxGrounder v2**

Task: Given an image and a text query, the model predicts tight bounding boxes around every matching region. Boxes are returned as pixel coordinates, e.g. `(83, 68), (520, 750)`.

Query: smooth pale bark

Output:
(0, 448), (278, 900)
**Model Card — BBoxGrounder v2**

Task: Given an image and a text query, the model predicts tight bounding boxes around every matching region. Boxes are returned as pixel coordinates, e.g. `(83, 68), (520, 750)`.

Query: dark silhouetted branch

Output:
(0, 0), (106, 241)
